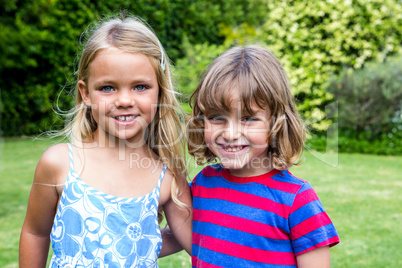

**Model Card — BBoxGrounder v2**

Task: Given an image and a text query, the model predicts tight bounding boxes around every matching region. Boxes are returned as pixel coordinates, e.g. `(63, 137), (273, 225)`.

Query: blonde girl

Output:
(19, 15), (192, 267)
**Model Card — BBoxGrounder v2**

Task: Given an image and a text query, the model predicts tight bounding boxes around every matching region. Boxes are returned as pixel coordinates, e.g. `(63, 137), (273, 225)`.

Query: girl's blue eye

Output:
(135, 85), (147, 91)
(101, 86), (114, 92)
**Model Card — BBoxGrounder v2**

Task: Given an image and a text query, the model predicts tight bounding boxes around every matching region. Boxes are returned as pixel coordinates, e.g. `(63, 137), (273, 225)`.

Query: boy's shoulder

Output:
(199, 164), (223, 177)
(275, 170), (309, 184)
(273, 170), (313, 195)
(191, 164), (222, 186)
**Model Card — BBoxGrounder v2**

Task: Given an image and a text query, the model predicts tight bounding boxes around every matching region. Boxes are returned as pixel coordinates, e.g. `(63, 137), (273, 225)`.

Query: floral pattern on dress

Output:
(49, 144), (164, 268)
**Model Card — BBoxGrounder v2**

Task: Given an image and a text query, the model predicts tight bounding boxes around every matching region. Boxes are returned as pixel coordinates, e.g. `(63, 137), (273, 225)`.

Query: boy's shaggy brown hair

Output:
(188, 45), (306, 170)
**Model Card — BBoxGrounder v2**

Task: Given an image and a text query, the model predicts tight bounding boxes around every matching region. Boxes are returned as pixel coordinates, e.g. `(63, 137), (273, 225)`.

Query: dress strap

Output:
(67, 143), (74, 170)
(157, 165), (167, 189)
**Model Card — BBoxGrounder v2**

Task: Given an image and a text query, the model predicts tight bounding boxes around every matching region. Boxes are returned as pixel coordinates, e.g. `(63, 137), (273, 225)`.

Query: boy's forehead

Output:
(206, 96), (266, 115)
(225, 93), (241, 109)
(200, 80), (269, 116)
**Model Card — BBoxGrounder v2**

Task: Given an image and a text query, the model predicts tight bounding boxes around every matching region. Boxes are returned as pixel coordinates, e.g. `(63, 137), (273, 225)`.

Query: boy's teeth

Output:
(224, 146), (244, 152)
(116, 115), (136, 121)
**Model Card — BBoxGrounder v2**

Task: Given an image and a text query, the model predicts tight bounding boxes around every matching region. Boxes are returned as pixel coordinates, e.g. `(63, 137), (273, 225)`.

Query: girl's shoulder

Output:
(34, 143), (70, 186)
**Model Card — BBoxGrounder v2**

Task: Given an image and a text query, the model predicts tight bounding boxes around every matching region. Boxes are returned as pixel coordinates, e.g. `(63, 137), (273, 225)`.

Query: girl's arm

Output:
(296, 246), (331, 268)
(161, 174), (193, 256)
(19, 144), (68, 267)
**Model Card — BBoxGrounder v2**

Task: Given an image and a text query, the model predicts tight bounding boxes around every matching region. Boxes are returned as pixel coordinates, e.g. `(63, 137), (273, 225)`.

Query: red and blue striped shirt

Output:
(191, 165), (339, 267)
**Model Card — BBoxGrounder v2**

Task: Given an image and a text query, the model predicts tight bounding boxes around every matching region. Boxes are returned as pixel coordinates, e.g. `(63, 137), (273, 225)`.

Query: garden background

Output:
(0, 0), (401, 267)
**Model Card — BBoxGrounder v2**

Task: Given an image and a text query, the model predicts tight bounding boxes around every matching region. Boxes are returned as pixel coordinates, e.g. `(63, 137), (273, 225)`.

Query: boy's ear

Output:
(78, 80), (91, 106)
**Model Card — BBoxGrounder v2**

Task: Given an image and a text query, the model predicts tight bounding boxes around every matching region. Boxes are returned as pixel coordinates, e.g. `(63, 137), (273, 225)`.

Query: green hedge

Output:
(223, 0), (402, 130)
(307, 52), (402, 155)
(0, 0), (267, 136)
(1, 0), (401, 141)
(175, 0), (402, 134)
(307, 125), (402, 155)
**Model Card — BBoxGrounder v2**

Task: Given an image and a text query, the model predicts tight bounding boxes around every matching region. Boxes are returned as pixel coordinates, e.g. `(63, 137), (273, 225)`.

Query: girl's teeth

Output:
(225, 146), (244, 152)
(116, 115), (136, 121)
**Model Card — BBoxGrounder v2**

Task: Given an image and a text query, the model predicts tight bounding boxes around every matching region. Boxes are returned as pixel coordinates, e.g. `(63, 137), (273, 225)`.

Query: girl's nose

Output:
(115, 90), (135, 107)
(221, 120), (241, 141)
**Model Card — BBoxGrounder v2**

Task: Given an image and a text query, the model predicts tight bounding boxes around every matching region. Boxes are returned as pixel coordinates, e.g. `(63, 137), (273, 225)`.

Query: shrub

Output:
(308, 52), (402, 155)
(328, 52), (402, 137)
(223, 0), (402, 131)
(173, 39), (228, 102)
(0, 0), (267, 136)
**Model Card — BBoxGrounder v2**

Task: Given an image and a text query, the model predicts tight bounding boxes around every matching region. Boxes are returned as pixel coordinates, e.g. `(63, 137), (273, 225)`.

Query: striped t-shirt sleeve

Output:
(289, 182), (339, 255)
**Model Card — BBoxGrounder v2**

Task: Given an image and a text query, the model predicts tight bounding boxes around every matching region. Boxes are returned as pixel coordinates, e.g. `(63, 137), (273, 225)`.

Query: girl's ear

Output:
(78, 80), (91, 106)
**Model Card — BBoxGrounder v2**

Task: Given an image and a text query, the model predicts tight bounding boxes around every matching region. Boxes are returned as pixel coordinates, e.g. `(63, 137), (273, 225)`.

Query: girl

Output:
(187, 45), (339, 267)
(19, 16), (192, 267)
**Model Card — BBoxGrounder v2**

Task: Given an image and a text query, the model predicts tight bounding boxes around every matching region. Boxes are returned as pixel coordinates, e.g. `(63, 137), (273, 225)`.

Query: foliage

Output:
(0, 0), (267, 136)
(222, 0), (402, 131)
(0, 0), (97, 136)
(1, 0), (402, 143)
(307, 123), (402, 155)
(173, 39), (228, 101)
(305, 52), (402, 155)
(328, 52), (402, 136)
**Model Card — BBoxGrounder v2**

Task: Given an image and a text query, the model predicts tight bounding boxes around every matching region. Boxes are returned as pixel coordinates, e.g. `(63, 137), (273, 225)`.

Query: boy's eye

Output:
(135, 85), (147, 91)
(100, 86), (114, 92)
(208, 115), (226, 122)
(242, 116), (258, 122)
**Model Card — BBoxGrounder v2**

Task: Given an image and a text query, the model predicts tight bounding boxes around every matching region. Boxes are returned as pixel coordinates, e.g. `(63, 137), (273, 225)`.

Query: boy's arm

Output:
(296, 246), (331, 268)
(19, 144), (68, 267)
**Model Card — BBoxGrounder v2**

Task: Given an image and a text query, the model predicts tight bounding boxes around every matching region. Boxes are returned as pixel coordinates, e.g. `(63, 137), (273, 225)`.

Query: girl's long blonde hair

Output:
(188, 45), (306, 170)
(56, 15), (188, 215)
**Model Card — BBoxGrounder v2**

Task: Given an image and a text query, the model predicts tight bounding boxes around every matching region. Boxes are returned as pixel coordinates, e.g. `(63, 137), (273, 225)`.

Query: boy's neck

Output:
(222, 167), (279, 183)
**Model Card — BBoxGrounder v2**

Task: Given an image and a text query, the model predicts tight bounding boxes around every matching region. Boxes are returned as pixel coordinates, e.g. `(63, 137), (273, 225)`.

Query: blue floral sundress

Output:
(49, 144), (165, 267)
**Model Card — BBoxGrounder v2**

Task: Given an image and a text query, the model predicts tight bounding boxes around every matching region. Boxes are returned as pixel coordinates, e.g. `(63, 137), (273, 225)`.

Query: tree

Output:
(0, 0), (267, 135)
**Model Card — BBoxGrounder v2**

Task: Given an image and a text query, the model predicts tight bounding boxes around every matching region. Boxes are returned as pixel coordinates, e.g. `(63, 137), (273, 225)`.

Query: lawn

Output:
(0, 137), (401, 267)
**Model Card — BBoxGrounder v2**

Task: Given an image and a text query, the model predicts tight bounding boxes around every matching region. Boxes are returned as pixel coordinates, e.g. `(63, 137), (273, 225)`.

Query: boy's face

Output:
(204, 98), (272, 177)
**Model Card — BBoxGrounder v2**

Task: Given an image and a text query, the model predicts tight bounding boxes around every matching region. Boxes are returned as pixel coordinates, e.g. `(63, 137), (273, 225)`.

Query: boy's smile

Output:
(204, 98), (273, 177)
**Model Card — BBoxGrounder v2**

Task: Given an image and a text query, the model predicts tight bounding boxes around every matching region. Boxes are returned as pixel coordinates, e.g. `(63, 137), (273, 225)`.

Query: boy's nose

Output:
(222, 120), (241, 141)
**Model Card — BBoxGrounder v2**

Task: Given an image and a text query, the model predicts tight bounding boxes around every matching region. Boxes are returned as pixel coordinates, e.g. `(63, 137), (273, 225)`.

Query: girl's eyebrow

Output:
(91, 79), (117, 87)
(92, 78), (155, 87)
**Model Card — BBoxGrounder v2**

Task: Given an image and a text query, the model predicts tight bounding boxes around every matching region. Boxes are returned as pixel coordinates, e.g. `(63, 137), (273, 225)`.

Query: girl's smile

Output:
(112, 114), (139, 126)
(78, 49), (159, 143)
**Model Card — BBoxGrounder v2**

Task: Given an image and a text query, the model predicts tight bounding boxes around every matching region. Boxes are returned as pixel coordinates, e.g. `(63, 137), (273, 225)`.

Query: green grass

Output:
(1, 138), (401, 267)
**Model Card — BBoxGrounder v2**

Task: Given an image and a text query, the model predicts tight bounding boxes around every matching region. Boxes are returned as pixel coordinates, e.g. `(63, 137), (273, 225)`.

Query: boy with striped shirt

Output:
(187, 45), (339, 267)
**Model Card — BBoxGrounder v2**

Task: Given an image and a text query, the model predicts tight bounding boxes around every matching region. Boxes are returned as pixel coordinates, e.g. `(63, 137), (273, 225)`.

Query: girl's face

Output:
(78, 49), (159, 144)
(204, 98), (272, 177)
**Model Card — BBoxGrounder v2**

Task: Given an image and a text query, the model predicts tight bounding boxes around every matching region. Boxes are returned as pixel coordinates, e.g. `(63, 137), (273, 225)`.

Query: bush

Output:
(223, 0), (402, 131)
(307, 124), (402, 155)
(174, 39), (228, 102)
(307, 52), (402, 155)
(0, 0), (267, 136)
(328, 52), (402, 137)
